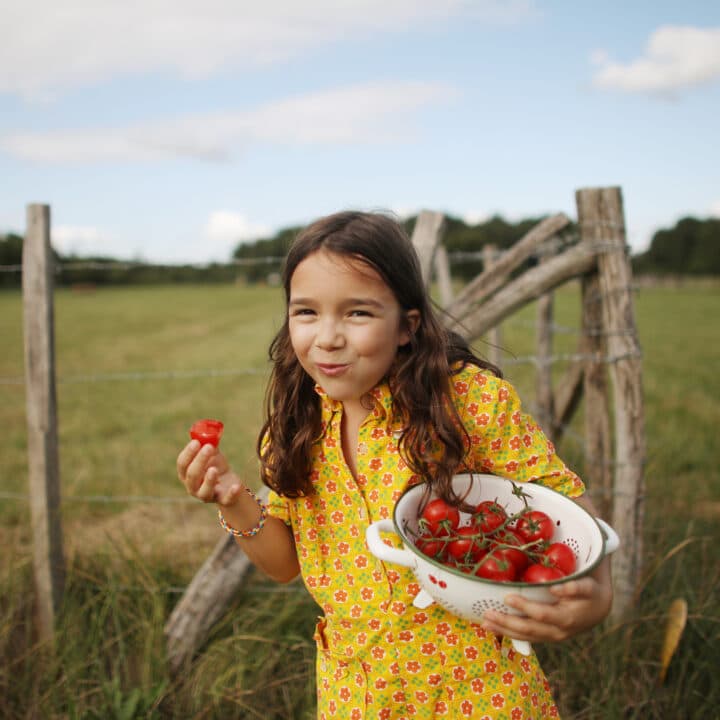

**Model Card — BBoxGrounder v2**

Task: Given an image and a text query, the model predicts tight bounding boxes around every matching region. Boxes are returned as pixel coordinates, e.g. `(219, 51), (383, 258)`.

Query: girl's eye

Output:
(291, 308), (315, 317)
(349, 309), (372, 317)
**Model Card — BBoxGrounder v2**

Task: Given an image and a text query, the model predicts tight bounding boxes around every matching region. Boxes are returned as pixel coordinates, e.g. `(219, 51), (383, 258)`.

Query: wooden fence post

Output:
(535, 244), (555, 438)
(410, 211), (446, 289)
(481, 245), (502, 368)
(576, 187), (645, 623)
(23, 203), (65, 642)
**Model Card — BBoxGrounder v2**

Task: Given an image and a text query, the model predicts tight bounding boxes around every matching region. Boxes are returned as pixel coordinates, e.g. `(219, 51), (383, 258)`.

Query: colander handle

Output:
(595, 517), (620, 555)
(365, 519), (416, 569)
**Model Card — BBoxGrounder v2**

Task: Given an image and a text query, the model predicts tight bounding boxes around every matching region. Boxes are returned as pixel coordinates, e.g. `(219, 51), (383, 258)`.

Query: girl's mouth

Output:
(317, 363), (349, 377)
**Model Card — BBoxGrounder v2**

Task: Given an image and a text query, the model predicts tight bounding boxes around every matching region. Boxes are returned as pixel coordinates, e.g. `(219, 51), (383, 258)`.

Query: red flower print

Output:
(357, 632), (367, 645)
(453, 666), (466, 681)
(361, 587), (374, 600)
(369, 618), (381, 630)
(446, 633), (458, 646)
(415, 691), (429, 703)
(428, 674), (442, 687)
(475, 373), (487, 386)
(332, 511), (345, 524)
(307, 576), (317, 587)
(505, 461), (519, 473)
(351, 604), (362, 618)
(307, 528), (318, 540)
(334, 559), (343, 571)
(390, 662), (401, 675)
(339, 686), (351, 702)
(413, 612), (428, 624)
(375, 677), (388, 689)
(497, 412), (507, 426)
(421, 642), (437, 655)
(527, 455), (538, 466)
(326, 479), (335, 492)
(388, 570), (400, 583)
(502, 671), (515, 685)
(461, 700), (474, 717)
(523, 433), (532, 447)
(471, 678), (484, 694)
(371, 647), (385, 660)
(434, 700), (448, 715)
(351, 710), (362, 720)
(548, 440), (556, 453)
(326, 437), (336, 447)
(382, 474), (393, 487)
(406, 660), (421, 673)
(454, 380), (469, 395)
(520, 658), (531, 673)
(498, 387), (509, 401)
(369, 457), (383, 471)
(407, 582), (420, 595)
(512, 709), (523, 720)
(320, 543), (330, 556)
(477, 413), (490, 426)
(465, 646), (479, 660)
(491, 693), (505, 708)
(316, 514), (327, 526)
(512, 411), (521, 425)
(392, 691), (405, 703)
(436, 622), (451, 635)
(343, 492), (354, 504)
(550, 706), (559, 717)
(491, 438), (502, 451)
(467, 402), (479, 416)
(369, 489), (379, 502)
(371, 427), (384, 439)
(484, 660), (498, 673)
(481, 458), (494, 471)
(319, 574), (331, 587)
(338, 542), (349, 555)
(510, 436), (521, 449)
(355, 555), (368, 568)
(481, 392), (492, 403)
(379, 506), (389, 519)
(379, 709), (391, 720)
(399, 630), (414, 642)
(350, 526), (360, 537)
(328, 700), (336, 714)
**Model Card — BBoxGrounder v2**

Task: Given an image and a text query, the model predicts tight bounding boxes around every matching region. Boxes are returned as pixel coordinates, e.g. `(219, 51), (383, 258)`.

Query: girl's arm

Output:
(480, 492), (613, 643)
(177, 440), (301, 583)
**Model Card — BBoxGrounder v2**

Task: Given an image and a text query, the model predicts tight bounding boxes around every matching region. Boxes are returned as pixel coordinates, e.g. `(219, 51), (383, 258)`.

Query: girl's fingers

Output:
(183, 444), (217, 498)
(176, 439), (201, 481)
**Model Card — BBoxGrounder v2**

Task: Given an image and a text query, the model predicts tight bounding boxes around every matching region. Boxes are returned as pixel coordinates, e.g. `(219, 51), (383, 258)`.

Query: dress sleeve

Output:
(266, 488), (292, 526)
(454, 368), (585, 498)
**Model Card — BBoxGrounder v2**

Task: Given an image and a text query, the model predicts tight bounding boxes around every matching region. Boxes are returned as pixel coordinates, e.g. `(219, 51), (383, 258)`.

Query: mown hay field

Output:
(1, 280), (718, 719)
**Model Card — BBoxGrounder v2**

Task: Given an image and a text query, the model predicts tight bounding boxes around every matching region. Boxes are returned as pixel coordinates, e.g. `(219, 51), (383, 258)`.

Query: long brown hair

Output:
(257, 210), (500, 504)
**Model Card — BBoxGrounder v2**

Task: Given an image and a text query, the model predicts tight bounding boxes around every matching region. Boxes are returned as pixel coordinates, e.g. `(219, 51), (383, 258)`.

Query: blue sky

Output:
(1, 1), (718, 264)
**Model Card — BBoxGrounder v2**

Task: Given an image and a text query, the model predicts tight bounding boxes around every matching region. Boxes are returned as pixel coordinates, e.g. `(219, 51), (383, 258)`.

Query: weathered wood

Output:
(164, 486), (271, 673)
(23, 203), (65, 643)
(580, 271), (613, 519)
(410, 211), (446, 288)
(448, 241), (597, 341)
(576, 187), (645, 623)
(434, 244), (453, 307)
(445, 213), (570, 322)
(481, 245), (502, 367)
(535, 249), (555, 438)
(552, 361), (584, 444)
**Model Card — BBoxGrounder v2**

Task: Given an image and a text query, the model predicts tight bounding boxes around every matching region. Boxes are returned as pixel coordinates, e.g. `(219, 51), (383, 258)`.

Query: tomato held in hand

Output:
(420, 498), (461, 537)
(515, 510), (555, 544)
(521, 563), (565, 583)
(189, 418), (224, 447)
(474, 553), (517, 582)
(543, 542), (577, 576)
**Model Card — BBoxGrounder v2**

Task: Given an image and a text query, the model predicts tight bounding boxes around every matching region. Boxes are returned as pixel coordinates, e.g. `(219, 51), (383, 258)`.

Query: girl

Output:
(177, 211), (613, 719)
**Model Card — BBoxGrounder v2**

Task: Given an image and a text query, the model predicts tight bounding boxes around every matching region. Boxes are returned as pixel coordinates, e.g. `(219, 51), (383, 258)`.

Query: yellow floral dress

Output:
(266, 364), (585, 720)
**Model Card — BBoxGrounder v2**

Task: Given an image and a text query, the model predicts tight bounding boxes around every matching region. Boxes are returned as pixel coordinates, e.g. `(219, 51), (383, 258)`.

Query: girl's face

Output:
(288, 250), (418, 415)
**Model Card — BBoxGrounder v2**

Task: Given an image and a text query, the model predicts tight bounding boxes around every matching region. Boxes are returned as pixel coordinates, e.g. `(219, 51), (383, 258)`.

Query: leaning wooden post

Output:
(23, 203), (65, 642)
(576, 187), (645, 623)
(535, 242), (555, 439)
(410, 211), (446, 289)
(481, 244), (502, 368)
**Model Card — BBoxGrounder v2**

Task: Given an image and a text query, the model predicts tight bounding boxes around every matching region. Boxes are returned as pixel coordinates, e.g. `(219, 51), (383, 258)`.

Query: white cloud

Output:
(0, 82), (456, 163)
(204, 209), (270, 251)
(52, 225), (117, 257)
(0, 0), (536, 99)
(461, 211), (491, 226)
(592, 26), (720, 94)
(709, 200), (720, 218)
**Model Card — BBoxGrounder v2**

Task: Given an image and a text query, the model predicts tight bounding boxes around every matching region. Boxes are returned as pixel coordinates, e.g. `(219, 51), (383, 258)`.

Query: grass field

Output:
(1, 280), (719, 719)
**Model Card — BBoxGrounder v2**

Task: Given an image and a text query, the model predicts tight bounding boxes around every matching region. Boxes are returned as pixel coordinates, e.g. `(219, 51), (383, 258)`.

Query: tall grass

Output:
(1, 281), (719, 718)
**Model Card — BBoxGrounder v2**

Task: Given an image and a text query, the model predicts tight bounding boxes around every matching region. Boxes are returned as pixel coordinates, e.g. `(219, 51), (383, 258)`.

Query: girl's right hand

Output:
(176, 439), (244, 507)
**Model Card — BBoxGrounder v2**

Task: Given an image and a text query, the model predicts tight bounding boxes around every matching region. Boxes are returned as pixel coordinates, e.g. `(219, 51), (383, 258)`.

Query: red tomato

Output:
(189, 418), (224, 447)
(543, 542), (577, 575)
(515, 510), (555, 545)
(474, 553), (517, 582)
(415, 533), (447, 561)
(472, 500), (507, 534)
(491, 528), (530, 573)
(447, 526), (485, 564)
(521, 563), (565, 583)
(420, 498), (461, 537)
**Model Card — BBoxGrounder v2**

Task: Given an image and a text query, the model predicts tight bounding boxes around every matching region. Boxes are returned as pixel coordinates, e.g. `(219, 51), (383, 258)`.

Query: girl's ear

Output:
(399, 309), (421, 346)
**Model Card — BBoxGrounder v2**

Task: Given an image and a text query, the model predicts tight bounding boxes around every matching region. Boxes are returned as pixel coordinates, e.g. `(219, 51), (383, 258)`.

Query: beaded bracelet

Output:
(217, 488), (268, 538)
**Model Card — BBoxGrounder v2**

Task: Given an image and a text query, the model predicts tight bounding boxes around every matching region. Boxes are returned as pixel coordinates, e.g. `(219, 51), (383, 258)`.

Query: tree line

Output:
(1, 215), (718, 288)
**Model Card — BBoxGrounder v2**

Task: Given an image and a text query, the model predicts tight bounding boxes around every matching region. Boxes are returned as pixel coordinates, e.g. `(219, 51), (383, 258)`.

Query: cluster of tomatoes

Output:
(413, 497), (577, 584)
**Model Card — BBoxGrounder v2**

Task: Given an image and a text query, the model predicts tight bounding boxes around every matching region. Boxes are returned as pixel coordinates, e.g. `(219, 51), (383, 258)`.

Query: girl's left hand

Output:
(481, 570), (613, 643)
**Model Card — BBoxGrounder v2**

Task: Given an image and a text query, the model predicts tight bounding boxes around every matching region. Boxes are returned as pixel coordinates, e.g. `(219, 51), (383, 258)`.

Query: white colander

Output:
(366, 473), (619, 655)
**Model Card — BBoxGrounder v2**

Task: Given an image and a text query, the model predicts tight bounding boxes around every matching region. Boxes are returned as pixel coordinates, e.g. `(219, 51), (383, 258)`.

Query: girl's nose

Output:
(315, 317), (344, 349)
